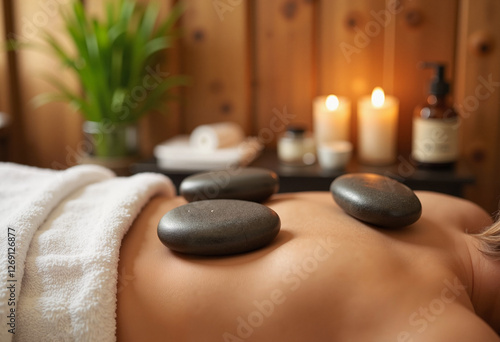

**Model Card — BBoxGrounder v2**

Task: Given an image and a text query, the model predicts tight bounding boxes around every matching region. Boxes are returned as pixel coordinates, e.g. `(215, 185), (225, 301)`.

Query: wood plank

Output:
(180, 0), (250, 134)
(391, 0), (458, 154)
(0, 1), (10, 116)
(254, 0), (315, 145)
(138, 0), (182, 157)
(318, 0), (387, 152)
(455, 0), (500, 213)
(12, 0), (81, 168)
(0, 1), (12, 162)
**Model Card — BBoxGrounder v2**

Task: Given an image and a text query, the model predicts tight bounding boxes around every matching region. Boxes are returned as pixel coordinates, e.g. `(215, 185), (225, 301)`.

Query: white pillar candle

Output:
(358, 87), (399, 165)
(313, 95), (351, 145)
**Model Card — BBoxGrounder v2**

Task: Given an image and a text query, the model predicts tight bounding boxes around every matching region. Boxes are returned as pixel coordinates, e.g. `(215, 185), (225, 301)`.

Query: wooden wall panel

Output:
(139, 0), (182, 156)
(254, 0), (315, 144)
(455, 0), (500, 213)
(0, 2), (10, 116)
(13, 0), (81, 168)
(0, 1), (11, 162)
(4, 0), (500, 212)
(391, 0), (458, 154)
(180, 0), (250, 134)
(318, 0), (387, 150)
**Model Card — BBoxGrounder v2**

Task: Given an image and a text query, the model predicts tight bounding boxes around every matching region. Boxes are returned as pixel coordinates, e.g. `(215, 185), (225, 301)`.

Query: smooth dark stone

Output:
(330, 173), (422, 228)
(157, 199), (281, 256)
(180, 167), (279, 203)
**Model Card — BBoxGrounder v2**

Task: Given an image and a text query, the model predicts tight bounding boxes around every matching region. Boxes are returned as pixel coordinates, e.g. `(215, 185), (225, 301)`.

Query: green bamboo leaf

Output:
(143, 37), (171, 59)
(136, 74), (189, 118)
(41, 32), (76, 68)
(12, 0), (187, 125)
(119, 0), (136, 26)
(155, 1), (185, 38)
(138, 2), (159, 39)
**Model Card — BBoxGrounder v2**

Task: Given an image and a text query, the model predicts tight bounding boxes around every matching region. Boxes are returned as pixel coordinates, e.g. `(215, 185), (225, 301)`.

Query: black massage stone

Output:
(157, 199), (281, 256)
(330, 173), (422, 228)
(180, 167), (279, 203)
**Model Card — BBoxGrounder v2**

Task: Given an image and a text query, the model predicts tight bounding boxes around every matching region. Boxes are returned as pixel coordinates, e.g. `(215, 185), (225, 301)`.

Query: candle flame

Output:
(325, 95), (340, 111)
(371, 87), (385, 108)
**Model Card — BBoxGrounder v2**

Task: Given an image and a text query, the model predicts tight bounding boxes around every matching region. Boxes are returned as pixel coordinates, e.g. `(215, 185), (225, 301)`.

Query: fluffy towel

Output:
(154, 135), (263, 171)
(0, 162), (175, 342)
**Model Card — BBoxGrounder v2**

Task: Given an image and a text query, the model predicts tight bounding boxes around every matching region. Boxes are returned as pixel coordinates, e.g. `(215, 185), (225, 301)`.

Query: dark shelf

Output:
(131, 149), (475, 197)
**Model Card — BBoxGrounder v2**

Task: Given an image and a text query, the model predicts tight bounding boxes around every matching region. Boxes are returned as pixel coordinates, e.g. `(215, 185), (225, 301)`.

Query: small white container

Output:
(317, 141), (352, 170)
(277, 126), (316, 166)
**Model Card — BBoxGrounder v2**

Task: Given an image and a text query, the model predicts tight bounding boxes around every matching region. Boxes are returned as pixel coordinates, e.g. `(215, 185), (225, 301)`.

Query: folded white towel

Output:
(189, 122), (245, 150)
(0, 162), (175, 342)
(155, 135), (263, 171)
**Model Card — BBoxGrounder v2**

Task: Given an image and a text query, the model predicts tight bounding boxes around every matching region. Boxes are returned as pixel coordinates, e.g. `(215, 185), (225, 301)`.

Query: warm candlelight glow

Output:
(325, 95), (340, 111)
(371, 87), (385, 108)
(358, 87), (399, 165)
(314, 95), (351, 144)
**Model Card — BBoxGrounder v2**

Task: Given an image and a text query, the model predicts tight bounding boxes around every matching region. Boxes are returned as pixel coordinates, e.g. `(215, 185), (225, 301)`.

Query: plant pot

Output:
(83, 121), (139, 159)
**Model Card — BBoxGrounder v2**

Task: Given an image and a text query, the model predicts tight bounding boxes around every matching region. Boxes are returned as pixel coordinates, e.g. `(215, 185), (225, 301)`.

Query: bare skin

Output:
(116, 191), (500, 342)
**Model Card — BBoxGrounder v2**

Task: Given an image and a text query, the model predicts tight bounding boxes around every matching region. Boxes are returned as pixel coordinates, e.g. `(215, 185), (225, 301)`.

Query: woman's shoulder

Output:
(415, 191), (493, 233)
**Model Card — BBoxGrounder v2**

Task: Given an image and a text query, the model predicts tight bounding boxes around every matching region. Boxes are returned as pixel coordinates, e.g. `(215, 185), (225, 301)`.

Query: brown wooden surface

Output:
(455, 0), (500, 214)
(139, 0), (182, 157)
(2, 0), (500, 211)
(391, 0), (458, 154)
(11, 0), (81, 168)
(318, 0), (386, 151)
(0, 1), (9, 117)
(254, 0), (315, 142)
(180, 0), (250, 134)
(0, 1), (10, 161)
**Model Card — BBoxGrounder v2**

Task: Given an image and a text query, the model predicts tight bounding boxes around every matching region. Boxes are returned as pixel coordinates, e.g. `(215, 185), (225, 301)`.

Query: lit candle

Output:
(313, 95), (351, 145)
(358, 87), (399, 165)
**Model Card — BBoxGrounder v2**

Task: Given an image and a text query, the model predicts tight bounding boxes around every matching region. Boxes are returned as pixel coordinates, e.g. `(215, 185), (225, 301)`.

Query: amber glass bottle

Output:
(411, 63), (459, 169)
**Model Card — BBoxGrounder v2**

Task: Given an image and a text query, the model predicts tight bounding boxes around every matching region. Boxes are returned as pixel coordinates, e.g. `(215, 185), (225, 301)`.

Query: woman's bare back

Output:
(116, 191), (499, 341)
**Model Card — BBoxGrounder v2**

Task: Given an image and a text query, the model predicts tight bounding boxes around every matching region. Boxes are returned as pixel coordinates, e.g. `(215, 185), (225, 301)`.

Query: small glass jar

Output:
(277, 126), (316, 166)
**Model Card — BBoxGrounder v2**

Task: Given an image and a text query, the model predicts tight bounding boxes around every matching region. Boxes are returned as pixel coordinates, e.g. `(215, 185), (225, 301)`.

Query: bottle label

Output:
(412, 118), (459, 163)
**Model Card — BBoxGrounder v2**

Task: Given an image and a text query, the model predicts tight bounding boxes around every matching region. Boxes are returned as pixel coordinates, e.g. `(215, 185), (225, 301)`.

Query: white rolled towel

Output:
(189, 122), (245, 150)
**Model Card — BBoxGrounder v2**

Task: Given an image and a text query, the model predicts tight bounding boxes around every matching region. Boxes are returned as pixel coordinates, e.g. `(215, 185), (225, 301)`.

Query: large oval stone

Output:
(330, 173), (422, 228)
(180, 167), (279, 203)
(158, 199), (281, 256)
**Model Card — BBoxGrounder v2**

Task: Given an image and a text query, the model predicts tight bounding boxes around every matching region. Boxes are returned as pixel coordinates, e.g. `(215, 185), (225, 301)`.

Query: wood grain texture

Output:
(253, 0), (315, 145)
(3, 0), (500, 212)
(391, 0), (458, 153)
(455, 0), (500, 213)
(133, 0), (182, 157)
(0, 1), (12, 162)
(0, 1), (10, 116)
(180, 0), (250, 134)
(12, 0), (81, 168)
(318, 0), (387, 151)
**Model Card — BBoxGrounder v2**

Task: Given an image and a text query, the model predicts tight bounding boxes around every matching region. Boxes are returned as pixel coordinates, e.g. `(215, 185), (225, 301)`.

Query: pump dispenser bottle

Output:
(411, 63), (459, 168)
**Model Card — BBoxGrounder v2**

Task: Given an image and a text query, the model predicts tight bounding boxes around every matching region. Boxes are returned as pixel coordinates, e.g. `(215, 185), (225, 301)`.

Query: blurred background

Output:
(0, 0), (499, 212)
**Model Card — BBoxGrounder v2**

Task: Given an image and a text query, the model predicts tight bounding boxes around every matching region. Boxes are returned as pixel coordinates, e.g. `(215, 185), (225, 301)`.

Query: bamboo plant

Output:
(23, 0), (188, 157)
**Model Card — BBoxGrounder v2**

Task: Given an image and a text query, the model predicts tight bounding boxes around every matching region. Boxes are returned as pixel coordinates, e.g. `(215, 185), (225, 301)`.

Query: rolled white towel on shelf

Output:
(189, 122), (245, 150)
